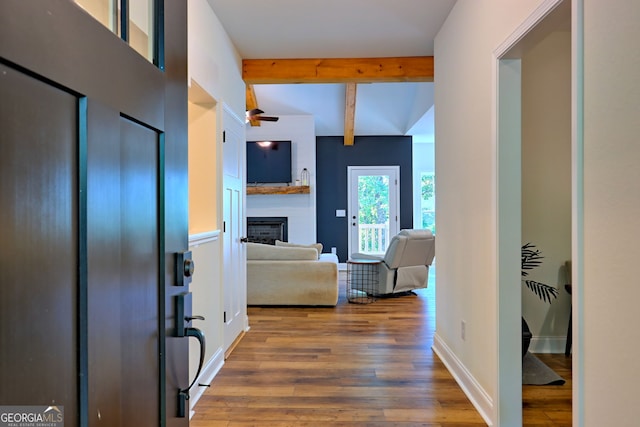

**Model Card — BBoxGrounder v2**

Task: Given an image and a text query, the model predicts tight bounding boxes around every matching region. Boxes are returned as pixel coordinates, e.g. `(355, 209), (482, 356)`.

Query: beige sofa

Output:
(246, 242), (339, 306)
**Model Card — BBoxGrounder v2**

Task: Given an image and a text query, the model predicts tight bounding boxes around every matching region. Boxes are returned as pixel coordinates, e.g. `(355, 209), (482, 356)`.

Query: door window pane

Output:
(74, 0), (118, 34)
(74, 0), (155, 63)
(358, 175), (390, 254)
(129, 0), (154, 62)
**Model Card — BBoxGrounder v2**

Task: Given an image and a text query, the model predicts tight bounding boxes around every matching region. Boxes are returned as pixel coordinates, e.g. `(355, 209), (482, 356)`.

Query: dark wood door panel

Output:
(119, 117), (161, 427)
(87, 104), (163, 427)
(86, 101), (124, 426)
(0, 63), (79, 426)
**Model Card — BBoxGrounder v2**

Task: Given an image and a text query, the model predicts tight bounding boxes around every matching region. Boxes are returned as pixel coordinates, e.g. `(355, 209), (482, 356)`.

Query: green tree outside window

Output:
(421, 173), (435, 233)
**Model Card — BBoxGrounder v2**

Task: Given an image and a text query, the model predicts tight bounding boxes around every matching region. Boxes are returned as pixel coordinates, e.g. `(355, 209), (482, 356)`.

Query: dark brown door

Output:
(0, 62), (80, 423)
(0, 1), (189, 426)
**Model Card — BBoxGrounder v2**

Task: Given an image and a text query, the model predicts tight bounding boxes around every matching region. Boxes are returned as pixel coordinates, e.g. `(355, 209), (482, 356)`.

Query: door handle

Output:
(177, 325), (206, 418)
(184, 327), (206, 391)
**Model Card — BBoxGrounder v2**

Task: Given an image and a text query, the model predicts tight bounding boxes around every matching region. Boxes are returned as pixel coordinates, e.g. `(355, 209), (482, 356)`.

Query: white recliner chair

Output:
(350, 229), (435, 295)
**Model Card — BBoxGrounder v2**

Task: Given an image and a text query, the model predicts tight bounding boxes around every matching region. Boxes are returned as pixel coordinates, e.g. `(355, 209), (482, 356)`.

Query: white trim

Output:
(189, 230), (221, 246)
(432, 334), (494, 426)
(494, 0), (565, 58)
(495, 57), (524, 427)
(571, 1), (584, 423)
(188, 347), (226, 418)
(222, 102), (245, 126)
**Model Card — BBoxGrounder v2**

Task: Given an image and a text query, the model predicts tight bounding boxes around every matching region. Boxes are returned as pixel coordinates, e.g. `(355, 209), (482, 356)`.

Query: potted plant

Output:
(521, 243), (559, 358)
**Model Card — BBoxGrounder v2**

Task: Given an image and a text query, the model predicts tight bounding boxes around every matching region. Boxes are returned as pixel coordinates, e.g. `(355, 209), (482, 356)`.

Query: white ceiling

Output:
(207, 0), (457, 138)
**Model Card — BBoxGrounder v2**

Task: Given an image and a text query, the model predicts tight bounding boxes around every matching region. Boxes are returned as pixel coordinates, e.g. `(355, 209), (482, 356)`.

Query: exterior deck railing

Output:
(358, 223), (389, 254)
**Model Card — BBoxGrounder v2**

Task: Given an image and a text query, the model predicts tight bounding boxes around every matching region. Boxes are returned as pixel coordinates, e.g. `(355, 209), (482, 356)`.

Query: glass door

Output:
(348, 166), (400, 257)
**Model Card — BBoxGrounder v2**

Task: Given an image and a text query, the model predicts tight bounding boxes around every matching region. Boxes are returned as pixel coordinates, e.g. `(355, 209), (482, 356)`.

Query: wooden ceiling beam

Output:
(245, 84), (261, 126)
(344, 83), (357, 146)
(243, 56), (434, 84)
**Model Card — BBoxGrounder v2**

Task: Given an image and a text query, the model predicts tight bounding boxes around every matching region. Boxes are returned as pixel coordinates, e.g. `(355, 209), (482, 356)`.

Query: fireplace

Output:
(246, 217), (288, 245)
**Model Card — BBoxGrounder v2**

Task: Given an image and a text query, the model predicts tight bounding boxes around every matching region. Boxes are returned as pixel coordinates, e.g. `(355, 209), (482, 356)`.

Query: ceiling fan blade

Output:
(246, 108), (279, 123)
(247, 108), (264, 116)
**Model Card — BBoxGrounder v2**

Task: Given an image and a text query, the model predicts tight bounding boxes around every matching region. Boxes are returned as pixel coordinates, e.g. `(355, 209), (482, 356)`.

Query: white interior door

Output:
(348, 166), (400, 257)
(222, 106), (247, 353)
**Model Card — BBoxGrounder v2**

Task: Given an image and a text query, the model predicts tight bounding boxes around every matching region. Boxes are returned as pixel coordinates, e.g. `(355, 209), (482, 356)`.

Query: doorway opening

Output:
(495, 0), (573, 424)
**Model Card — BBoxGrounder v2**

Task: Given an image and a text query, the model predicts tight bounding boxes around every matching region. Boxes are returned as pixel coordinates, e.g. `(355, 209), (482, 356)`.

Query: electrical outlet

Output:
(461, 320), (466, 341)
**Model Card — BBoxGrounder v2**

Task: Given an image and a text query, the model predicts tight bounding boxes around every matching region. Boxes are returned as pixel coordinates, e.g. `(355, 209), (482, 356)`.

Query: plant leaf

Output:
(522, 242), (544, 276)
(523, 280), (559, 303)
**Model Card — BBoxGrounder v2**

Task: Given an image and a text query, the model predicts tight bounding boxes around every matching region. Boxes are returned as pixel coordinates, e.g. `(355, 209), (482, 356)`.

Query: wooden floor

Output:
(523, 353), (572, 426)
(192, 272), (572, 426)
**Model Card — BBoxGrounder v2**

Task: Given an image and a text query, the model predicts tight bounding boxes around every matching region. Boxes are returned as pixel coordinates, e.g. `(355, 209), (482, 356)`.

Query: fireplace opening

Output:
(246, 217), (288, 245)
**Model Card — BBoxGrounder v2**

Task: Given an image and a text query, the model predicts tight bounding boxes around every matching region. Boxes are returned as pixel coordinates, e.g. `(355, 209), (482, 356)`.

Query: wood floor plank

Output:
(192, 271), (571, 425)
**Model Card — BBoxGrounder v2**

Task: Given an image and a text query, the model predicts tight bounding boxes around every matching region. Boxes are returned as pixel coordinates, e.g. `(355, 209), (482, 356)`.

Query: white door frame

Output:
(493, 0), (581, 425)
(347, 165), (400, 258)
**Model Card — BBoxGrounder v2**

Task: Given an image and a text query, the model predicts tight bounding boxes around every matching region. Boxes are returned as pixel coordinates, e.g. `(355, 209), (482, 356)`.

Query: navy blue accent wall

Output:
(315, 135), (413, 262)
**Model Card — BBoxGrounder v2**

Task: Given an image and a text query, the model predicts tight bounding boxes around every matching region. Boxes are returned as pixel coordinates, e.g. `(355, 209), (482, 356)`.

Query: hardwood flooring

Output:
(192, 272), (572, 426)
(523, 353), (573, 426)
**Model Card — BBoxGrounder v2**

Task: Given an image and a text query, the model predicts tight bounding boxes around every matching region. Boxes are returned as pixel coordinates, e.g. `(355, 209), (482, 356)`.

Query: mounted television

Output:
(246, 140), (292, 184)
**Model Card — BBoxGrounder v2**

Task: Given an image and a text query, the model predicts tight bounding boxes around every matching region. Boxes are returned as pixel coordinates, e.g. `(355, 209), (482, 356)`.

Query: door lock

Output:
(175, 251), (194, 287)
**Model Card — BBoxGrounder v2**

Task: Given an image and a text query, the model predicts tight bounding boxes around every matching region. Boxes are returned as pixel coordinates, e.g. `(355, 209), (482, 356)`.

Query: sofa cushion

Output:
(247, 260), (338, 306)
(275, 240), (323, 259)
(246, 242), (318, 261)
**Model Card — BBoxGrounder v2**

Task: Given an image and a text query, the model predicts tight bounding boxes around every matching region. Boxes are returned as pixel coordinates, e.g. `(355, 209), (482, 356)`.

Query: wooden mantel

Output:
(246, 185), (310, 195)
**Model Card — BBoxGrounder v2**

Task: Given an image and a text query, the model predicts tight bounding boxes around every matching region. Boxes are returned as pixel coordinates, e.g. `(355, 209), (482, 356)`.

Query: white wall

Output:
(433, 0), (558, 424)
(582, 0), (640, 424)
(521, 30), (572, 352)
(246, 115), (318, 244)
(188, 0), (245, 116)
(188, 233), (223, 406)
(435, 0), (640, 424)
(186, 0), (246, 412)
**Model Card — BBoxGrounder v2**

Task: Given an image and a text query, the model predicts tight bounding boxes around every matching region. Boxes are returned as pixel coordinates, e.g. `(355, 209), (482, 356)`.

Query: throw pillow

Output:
(275, 240), (323, 259)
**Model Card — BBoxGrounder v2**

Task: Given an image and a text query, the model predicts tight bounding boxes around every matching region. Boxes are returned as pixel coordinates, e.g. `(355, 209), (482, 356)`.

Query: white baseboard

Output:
(432, 334), (494, 426)
(529, 335), (568, 354)
(189, 347), (225, 418)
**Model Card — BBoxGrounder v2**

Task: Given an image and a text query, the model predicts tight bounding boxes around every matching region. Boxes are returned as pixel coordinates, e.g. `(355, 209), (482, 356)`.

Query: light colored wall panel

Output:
(188, 0), (245, 118)
(188, 234), (224, 411)
(521, 30), (572, 351)
(189, 100), (218, 234)
(582, 0), (640, 424)
(433, 0), (558, 424)
(246, 115), (318, 244)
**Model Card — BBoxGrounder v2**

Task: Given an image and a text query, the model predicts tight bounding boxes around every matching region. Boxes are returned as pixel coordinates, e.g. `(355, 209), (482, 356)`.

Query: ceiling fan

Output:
(246, 108), (279, 122)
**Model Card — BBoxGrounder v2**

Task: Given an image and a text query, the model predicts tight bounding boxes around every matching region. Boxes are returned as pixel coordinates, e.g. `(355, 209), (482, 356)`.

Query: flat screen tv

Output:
(246, 140), (292, 184)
